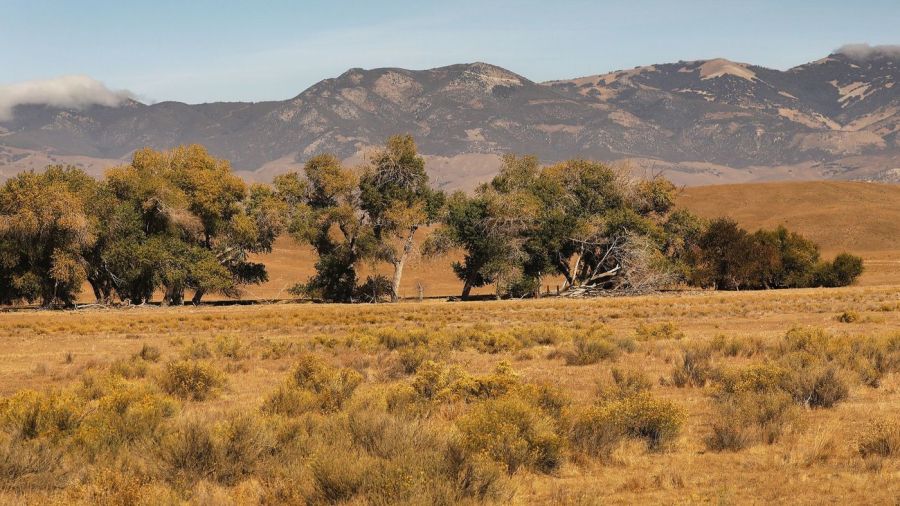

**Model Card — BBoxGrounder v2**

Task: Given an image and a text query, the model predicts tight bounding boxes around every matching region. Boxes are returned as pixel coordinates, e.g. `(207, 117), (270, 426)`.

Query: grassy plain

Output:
(1, 286), (899, 503)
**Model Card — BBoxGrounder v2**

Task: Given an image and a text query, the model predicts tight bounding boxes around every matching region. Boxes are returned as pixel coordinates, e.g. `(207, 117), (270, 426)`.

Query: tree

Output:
(0, 166), (96, 307)
(99, 146), (274, 304)
(276, 155), (376, 302)
(360, 135), (444, 302)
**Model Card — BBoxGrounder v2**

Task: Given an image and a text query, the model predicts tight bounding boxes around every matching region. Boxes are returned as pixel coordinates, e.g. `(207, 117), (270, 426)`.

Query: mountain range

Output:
(1, 47), (898, 189)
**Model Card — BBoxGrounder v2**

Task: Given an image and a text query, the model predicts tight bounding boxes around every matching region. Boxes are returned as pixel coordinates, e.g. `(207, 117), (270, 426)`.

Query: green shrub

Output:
(456, 395), (565, 474)
(158, 361), (225, 401)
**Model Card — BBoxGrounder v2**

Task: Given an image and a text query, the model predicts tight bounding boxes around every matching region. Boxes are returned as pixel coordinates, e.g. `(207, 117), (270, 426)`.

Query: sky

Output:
(1, 0), (898, 104)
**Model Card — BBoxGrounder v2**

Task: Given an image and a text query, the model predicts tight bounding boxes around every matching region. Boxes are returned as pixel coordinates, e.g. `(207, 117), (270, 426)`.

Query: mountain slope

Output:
(1, 48), (898, 187)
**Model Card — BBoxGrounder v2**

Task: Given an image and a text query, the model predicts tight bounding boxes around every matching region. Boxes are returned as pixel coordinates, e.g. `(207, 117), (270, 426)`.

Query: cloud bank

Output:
(0, 75), (134, 121)
(835, 43), (900, 60)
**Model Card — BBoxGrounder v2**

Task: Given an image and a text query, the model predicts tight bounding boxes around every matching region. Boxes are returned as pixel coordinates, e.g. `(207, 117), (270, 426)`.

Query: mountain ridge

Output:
(1, 49), (898, 188)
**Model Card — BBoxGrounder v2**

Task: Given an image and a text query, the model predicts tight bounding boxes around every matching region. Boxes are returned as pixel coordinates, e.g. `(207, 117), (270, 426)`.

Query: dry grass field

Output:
(2, 180), (899, 504)
(1, 287), (899, 504)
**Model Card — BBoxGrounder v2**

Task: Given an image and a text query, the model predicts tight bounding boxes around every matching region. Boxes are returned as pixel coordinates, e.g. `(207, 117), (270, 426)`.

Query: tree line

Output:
(0, 136), (863, 307)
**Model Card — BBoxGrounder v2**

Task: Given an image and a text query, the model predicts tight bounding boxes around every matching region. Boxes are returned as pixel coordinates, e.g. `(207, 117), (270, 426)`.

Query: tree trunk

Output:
(461, 279), (474, 300)
(192, 289), (206, 305)
(163, 285), (184, 306)
(390, 227), (418, 303)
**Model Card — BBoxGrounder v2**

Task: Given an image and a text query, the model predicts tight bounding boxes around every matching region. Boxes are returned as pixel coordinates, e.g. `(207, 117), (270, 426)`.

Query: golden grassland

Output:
(1, 285), (899, 504)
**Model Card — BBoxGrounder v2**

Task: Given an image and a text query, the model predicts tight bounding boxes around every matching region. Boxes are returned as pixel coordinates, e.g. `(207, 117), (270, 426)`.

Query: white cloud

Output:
(0, 75), (134, 121)
(835, 43), (900, 60)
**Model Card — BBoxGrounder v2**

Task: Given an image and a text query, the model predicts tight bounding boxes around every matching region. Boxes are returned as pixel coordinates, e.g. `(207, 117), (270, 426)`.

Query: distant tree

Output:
(815, 252), (864, 287)
(360, 135), (444, 301)
(0, 166), (96, 307)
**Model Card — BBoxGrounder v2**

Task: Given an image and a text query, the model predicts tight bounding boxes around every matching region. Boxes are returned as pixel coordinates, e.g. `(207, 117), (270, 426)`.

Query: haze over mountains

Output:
(1, 45), (898, 189)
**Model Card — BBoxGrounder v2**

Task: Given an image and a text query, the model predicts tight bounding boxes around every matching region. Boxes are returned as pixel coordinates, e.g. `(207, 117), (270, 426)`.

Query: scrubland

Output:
(1, 285), (899, 504)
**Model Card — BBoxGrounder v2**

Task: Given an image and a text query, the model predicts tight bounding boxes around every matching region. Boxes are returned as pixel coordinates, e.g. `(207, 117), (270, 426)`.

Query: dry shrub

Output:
(563, 328), (621, 366)
(837, 310), (860, 323)
(671, 346), (713, 388)
(214, 335), (247, 360)
(158, 361), (225, 401)
(857, 419), (900, 459)
(64, 467), (179, 506)
(0, 434), (65, 491)
(597, 368), (652, 402)
(213, 413), (274, 486)
(376, 327), (430, 350)
(456, 395), (565, 474)
(180, 339), (213, 360)
(157, 418), (219, 486)
(569, 405), (622, 460)
(390, 361), (521, 414)
(709, 334), (765, 357)
(635, 321), (684, 341)
(602, 392), (685, 452)
(705, 391), (796, 451)
(263, 354), (362, 414)
(76, 379), (178, 456)
(135, 344), (162, 362)
(513, 324), (569, 346)
(0, 390), (81, 440)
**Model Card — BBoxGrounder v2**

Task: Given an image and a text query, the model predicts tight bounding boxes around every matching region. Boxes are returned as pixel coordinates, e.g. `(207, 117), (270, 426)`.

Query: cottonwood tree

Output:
(0, 166), (96, 307)
(99, 146), (276, 304)
(361, 135), (444, 301)
(276, 154), (377, 302)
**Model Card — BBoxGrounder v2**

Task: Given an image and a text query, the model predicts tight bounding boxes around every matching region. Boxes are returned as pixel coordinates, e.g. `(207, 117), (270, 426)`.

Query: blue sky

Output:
(1, 0), (898, 104)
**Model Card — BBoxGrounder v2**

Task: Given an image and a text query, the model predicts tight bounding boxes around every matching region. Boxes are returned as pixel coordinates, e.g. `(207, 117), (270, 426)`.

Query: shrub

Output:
(564, 331), (619, 366)
(309, 446), (372, 503)
(837, 311), (860, 323)
(157, 418), (219, 486)
(0, 390), (82, 440)
(597, 368), (652, 401)
(158, 361), (225, 401)
(180, 339), (213, 360)
(76, 379), (178, 455)
(456, 395), (565, 474)
(705, 390), (795, 451)
(671, 346), (713, 388)
(214, 413), (273, 485)
(790, 366), (849, 409)
(0, 434), (65, 491)
(292, 354), (363, 412)
(857, 419), (900, 458)
(635, 322), (684, 341)
(603, 392), (685, 452)
(135, 343), (162, 362)
(569, 405), (623, 459)
(214, 335), (247, 360)
(263, 354), (363, 414)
